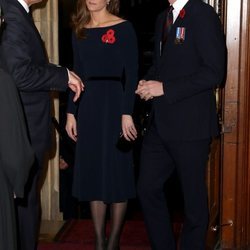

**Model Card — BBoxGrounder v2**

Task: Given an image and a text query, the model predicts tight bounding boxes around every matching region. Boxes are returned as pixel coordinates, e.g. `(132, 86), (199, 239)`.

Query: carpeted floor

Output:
(38, 243), (151, 250)
(38, 218), (183, 250)
(38, 219), (151, 250)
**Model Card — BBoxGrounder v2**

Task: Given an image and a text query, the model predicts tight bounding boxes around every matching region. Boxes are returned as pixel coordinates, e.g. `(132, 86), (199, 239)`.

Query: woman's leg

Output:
(90, 201), (107, 250)
(107, 201), (127, 250)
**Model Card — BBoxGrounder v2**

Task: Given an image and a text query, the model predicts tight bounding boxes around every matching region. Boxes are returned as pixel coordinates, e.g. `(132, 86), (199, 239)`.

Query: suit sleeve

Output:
(120, 22), (138, 114)
(1, 11), (68, 92)
(144, 13), (163, 81)
(164, 6), (226, 104)
(67, 32), (81, 115)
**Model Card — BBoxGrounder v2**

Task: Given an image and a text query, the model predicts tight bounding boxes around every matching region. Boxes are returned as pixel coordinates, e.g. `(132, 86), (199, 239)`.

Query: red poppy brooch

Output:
(102, 29), (116, 44)
(179, 8), (186, 19)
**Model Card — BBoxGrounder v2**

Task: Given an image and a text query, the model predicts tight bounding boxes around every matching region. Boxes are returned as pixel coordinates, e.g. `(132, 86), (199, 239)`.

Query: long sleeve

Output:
(120, 22), (138, 114)
(67, 32), (81, 115)
(144, 13), (164, 81)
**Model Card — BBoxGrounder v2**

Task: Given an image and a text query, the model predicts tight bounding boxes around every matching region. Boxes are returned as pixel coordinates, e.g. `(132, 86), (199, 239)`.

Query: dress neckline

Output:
(85, 20), (128, 30)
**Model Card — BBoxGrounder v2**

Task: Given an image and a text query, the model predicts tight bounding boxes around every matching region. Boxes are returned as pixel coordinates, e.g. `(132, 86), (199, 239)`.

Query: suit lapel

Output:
(158, 13), (166, 57)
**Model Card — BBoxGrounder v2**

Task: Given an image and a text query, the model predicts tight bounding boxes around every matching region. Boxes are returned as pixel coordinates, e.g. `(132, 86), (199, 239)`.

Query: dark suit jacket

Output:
(146, 0), (226, 141)
(0, 69), (34, 198)
(0, 0), (68, 155)
(0, 0), (6, 9)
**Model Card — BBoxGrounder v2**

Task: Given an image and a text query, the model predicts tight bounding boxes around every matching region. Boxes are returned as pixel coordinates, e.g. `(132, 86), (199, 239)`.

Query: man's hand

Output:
(68, 71), (84, 102)
(135, 80), (164, 101)
(65, 113), (77, 142)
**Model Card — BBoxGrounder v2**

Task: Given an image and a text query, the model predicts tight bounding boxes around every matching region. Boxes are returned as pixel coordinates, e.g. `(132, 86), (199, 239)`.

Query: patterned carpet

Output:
(38, 219), (152, 250)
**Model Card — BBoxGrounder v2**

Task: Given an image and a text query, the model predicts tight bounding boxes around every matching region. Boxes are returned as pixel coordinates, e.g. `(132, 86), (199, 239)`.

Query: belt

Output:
(86, 76), (122, 81)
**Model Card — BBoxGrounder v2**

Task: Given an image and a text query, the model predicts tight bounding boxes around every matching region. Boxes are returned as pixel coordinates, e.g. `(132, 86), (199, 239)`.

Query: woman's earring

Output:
(107, 0), (110, 5)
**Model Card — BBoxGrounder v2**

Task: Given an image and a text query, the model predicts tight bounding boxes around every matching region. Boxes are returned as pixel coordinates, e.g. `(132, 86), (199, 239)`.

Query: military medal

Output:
(175, 27), (186, 44)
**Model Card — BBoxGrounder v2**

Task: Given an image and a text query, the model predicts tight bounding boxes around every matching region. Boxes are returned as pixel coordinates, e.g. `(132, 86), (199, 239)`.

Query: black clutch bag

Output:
(116, 134), (134, 152)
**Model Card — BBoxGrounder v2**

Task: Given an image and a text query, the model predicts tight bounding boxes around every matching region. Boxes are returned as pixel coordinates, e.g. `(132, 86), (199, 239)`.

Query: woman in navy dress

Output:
(66, 0), (138, 249)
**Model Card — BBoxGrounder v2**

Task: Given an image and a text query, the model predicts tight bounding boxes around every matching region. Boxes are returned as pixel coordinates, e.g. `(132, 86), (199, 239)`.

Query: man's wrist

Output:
(159, 81), (165, 95)
(67, 69), (70, 84)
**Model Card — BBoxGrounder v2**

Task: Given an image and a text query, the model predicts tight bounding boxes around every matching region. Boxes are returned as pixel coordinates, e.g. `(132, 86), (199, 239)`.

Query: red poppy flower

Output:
(179, 8), (186, 19)
(102, 29), (116, 44)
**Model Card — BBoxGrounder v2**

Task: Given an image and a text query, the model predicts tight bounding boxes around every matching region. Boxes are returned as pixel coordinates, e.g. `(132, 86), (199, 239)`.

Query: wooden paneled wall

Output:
(221, 0), (250, 248)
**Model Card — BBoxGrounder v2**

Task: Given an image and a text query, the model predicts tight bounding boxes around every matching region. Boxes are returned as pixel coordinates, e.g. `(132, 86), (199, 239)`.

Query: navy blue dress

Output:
(67, 21), (138, 203)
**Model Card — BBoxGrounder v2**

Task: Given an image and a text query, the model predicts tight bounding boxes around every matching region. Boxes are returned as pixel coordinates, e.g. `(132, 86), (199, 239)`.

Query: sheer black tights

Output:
(107, 202), (127, 250)
(90, 201), (107, 250)
(90, 201), (127, 250)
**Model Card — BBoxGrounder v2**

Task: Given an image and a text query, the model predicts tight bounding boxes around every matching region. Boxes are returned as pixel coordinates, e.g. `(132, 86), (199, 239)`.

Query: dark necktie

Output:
(162, 6), (174, 45)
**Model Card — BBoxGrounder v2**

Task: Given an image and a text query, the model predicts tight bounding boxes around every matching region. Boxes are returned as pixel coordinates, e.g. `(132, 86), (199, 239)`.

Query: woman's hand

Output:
(66, 113), (77, 142)
(121, 115), (137, 141)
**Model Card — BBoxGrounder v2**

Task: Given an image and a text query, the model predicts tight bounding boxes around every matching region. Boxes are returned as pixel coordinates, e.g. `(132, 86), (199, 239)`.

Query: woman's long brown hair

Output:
(72, 0), (120, 39)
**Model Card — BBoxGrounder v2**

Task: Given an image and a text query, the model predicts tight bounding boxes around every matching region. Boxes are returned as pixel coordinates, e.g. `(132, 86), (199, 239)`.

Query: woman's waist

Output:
(85, 76), (122, 82)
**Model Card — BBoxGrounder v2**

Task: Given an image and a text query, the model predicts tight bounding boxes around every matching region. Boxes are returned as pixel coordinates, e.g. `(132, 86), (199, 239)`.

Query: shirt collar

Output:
(172, 0), (189, 14)
(17, 0), (30, 13)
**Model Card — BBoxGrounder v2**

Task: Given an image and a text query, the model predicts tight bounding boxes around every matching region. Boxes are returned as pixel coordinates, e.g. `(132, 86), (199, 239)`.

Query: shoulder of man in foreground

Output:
(0, 5), (69, 92)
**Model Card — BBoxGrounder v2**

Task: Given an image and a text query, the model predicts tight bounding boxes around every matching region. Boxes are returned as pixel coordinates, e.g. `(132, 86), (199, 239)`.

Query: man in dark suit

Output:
(0, 4), (34, 249)
(0, 0), (84, 250)
(136, 0), (226, 249)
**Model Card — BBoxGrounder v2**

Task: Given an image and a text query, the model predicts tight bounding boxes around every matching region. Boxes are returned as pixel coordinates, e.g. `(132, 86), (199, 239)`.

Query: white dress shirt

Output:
(172, 0), (189, 23)
(17, 0), (29, 13)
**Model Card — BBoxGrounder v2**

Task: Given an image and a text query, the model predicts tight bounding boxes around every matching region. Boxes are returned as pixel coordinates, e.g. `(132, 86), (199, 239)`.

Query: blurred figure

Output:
(136, 0), (226, 249)
(0, 68), (34, 250)
(0, 0), (84, 250)
(66, 0), (138, 249)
